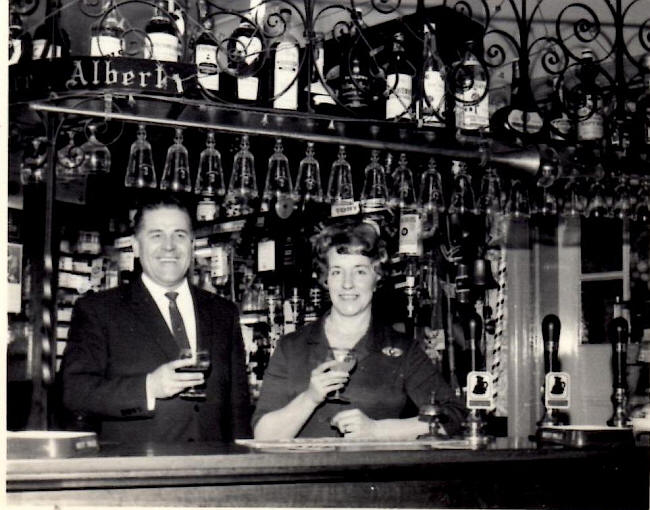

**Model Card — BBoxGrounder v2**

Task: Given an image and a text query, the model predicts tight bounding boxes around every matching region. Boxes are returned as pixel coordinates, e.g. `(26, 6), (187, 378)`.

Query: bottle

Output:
(384, 31), (415, 121)
(360, 150), (389, 213)
(268, 8), (302, 110)
(194, 1), (220, 96)
(490, 59), (544, 144)
(577, 49), (605, 143)
(418, 23), (446, 128)
(546, 76), (574, 145)
(636, 54), (650, 160)
(224, 135), (259, 217)
(339, 10), (378, 117)
(227, 0), (267, 105)
(9, 5), (32, 65)
(418, 158), (445, 241)
(160, 128), (192, 193)
(392, 154), (421, 256)
(308, 33), (338, 114)
(32, 0), (70, 60)
(453, 40), (489, 135)
(145, 0), (182, 62)
(90, 0), (124, 57)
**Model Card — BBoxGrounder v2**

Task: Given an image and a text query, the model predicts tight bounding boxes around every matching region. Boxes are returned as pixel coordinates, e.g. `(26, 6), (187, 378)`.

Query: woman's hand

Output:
(331, 408), (379, 438)
(304, 359), (349, 405)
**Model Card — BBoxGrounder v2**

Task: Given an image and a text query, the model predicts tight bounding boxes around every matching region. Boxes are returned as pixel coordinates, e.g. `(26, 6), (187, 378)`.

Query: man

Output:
(61, 195), (252, 443)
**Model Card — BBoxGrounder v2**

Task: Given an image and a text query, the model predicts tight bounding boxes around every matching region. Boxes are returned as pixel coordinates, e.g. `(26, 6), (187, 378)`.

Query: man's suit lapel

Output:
(190, 286), (211, 350)
(124, 279), (181, 360)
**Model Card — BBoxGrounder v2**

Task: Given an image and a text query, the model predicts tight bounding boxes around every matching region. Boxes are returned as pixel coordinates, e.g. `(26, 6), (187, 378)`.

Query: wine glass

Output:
(177, 348), (211, 400)
(327, 347), (357, 403)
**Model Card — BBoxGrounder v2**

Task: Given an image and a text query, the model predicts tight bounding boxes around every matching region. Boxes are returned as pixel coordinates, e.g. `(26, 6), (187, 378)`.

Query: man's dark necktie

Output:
(165, 291), (191, 351)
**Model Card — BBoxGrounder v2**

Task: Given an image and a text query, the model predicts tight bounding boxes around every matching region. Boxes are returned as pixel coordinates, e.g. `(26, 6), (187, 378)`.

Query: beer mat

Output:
(7, 430), (99, 459)
(536, 425), (635, 448)
(236, 438), (476, 452)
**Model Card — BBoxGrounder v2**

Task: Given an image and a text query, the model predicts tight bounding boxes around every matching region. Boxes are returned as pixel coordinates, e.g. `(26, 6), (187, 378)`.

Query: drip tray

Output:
(536, 425), (635, 448)
(7, 430), (99, 459)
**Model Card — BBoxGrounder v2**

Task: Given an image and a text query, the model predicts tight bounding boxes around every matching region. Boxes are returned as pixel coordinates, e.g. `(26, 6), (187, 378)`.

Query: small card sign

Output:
(545, 372), (570, 409)
(466, 371), (495, 410)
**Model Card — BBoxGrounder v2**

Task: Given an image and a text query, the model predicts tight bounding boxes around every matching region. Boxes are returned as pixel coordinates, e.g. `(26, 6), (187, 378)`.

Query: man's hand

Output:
(147, 358), (204, 400)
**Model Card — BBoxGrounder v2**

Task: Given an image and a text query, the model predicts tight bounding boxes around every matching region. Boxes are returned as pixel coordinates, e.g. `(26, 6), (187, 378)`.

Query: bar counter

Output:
(6, 437), (649, 509)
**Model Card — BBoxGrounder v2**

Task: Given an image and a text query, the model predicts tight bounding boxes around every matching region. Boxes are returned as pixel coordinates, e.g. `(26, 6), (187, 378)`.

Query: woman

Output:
(253, 219), (465, 439)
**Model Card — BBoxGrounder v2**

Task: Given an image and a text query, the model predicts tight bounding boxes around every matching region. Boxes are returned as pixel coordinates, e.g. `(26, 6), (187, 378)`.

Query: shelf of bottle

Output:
(24, 85), (541, 176)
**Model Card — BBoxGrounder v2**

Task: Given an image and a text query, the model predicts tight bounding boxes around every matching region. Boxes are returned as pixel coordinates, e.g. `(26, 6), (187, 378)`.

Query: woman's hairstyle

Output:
(312, 218), (388, 286)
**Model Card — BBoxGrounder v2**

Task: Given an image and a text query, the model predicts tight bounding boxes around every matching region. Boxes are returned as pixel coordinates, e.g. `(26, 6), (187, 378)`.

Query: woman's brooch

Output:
(382, 346), (404, 357)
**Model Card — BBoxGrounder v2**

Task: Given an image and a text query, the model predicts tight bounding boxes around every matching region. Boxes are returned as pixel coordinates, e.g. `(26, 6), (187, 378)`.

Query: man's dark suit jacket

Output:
(61, 278), (252, 443)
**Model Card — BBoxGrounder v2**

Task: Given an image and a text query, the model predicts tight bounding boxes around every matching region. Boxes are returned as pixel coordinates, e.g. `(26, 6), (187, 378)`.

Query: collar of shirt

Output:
(140, 274), (197, 353)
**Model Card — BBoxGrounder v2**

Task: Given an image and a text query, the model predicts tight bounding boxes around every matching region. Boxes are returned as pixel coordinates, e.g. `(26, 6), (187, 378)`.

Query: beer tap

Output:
(464, 311), (490, 447)
(607, 316), (631, 428)
(538, 314), (565, 427)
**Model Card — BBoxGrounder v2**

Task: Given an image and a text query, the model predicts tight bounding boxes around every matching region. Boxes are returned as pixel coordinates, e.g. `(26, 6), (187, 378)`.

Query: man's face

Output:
(133, 206), (193, 289)
(326, 248), (379, 318)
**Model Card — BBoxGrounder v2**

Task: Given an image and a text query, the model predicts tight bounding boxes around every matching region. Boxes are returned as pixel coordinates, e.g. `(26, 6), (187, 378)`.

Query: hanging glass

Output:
(224, 134), (258, 217)
(585, 176), (610, 218)
(389, 153), (417, 210)
(262, 138), (294, 218)
(612, 173), (633, 220)
(80, 124), (111, 175)
(506, 179), (530, 218)
(418, 158), (445, 238)
(561, 174), (587, 217)
(195, 131), (225, 197)
(360, 149), (388, 213)
(160, 128), (192, 192)
(326, 145), (354, 204)
(634, 176), (650, 224)
(56, 130), (83, 181)
(478, 166), (502, 217)
(295, 142), (323, 206)
(448, 160), (475, 215)
(532, 161), (558, 216)
(125, 124), (157, 189)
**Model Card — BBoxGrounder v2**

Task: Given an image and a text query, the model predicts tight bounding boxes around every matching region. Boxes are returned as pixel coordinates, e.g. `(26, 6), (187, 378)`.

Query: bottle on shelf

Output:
(546, 75), (574, 145)
(360, 149), (389, 214)
(417, 22), (446, 128)
(226, 0), (268, 105)
(490, 59), (544, 144)
(124, 124), (157, 189)
(224, 134), (259, 217)
(384, 31), (415, 121)
(90, 0), (124, 57)
(307, 32), (338, 114)
(145, 0), (182, 62)
(453, 40), (489, 136)
(9, 5), (32, 65)
(32, 0), (70, 60)
(338, 9), (380, 117)
(635, 53), (650, 161)
(160, 128), (192, 193)
(195, 131), (226, 221)
(193, 0), (220, 96)
(261, 138), (294, 219)
(268, 8), (304, 110)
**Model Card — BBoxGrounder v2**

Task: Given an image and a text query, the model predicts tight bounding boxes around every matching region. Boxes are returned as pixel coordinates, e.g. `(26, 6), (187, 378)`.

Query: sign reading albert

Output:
(10, 57), (198, 100)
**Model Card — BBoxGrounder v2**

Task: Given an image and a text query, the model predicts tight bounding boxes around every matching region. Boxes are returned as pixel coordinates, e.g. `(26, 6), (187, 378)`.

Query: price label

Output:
(257, 239), (276, 272)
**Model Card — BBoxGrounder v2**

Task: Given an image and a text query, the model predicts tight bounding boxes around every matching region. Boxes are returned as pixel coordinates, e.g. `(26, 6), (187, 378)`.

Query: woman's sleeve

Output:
(402, 339), (467, 435)
(251, 337), (292, 429)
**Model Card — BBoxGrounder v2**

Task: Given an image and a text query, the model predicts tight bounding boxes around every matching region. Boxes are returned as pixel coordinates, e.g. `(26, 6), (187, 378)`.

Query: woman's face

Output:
(326, 247), (379, 318)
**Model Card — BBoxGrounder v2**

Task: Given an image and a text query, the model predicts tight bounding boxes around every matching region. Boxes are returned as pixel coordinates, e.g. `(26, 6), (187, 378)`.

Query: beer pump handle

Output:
(609, 317), (629, 389)
(542, 314), (561, 374)
(467, 312), (483, 372)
